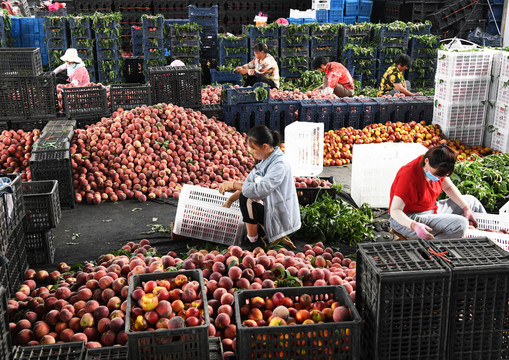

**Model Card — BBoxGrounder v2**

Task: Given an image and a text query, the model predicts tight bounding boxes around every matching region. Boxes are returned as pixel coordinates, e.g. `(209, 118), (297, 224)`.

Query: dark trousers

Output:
(243, 74), (277, 89)
(239, 193), (265, 225)
(55, 72), (69, 85)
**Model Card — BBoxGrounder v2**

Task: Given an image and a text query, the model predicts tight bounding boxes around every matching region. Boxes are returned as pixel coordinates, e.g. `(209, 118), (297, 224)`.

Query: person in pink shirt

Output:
(53, 48), (90, 86)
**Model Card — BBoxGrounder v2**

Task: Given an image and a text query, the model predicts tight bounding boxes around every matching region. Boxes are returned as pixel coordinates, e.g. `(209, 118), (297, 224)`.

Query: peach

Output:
(155, 300), (172, 318)
(168, 316), (185, 329)
(80, 313), (95, 328)
(272, 306), (289, 320)
(60, 328), (75, 342)
(215, 313), (230, 329)
(228, 266), (242, 281)
(71, 332), (88, 343)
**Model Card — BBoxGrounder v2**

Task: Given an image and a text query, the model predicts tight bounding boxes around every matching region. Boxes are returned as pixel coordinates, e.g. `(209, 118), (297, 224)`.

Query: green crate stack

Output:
(280, 24), (311, 79)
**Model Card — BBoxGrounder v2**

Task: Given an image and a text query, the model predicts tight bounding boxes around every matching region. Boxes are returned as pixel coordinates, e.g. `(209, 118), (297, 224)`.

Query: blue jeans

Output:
(390, 195), (486, 240)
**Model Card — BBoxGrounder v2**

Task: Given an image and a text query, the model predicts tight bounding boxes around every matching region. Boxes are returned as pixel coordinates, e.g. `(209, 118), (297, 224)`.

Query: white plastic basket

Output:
(490, 49), (503, 78)
(489, 75), (500, 101)
(312, 0), (331, 10)
(499, 51), (509, 78)
(439, 124), (484, 147)
(284, 121), (324, 177)
(351, 143), (427, 208)
(500, 201), (509, 215)
(436, 49), (493, 78)
(492, 102), (509, 132)
(434, 76), (490, 103)
(173, 185), (244, 246)
(289, 9), (316, 19)
(432, 100), (486, 128)
(490, 128), (509, 153)
(465, 212), (509, 251)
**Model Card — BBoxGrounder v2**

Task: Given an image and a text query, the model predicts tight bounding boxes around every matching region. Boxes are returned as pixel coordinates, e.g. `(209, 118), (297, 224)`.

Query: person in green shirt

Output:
(378, 54), (421, 97)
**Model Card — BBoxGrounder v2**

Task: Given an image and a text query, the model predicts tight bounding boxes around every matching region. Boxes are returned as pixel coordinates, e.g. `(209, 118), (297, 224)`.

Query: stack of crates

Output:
(329, 0), (344, 24)
(30, 121), (76, 209)
(280, 24), (310, 78)
(213, 34), (247, 84)
(309, 23), (338, 63)
(490, 49), (509, 152)
(142, 15), (165, 74)
(93, 14), (122, 83)
(343, 0), (359, 24)
(407, 25), (438, 89)
(43, 15), (68, 71)
(376, 24), (410, 86)
(115, 0), (151, 51)
(19, 18), (48, 65)
(341, 24), (374, 85)
(131, 25), (143, 56)
(356, 241), (451, 360)
(170, 22), (200, 66)
(189, 5), (218, 60)
(164, 19), (189, 58)
(312, 0), (330, 24)
(357, 0), (373, 23)
(68, 16), (95, 82)
(433, 48), (493, 146)
(245, 25), (280, 62)
(148, 65), (202, 109)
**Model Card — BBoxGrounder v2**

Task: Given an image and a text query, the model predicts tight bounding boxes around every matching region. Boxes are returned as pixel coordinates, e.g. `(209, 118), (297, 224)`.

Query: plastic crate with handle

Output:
(0, 48), (43, 76)
(295, 176), (336, 206)
(62, 85), (109, 119)
(126, 270), (210, 360)
(11, 341), (85, 360)
(465, 212), (509, 251)
(221, 83), (271, 105)
(86, 346), (128, 359)
(356, 240), (451, 360)
(235, 285), (361, 360)
(110, 84), (151, 111)
(22, 180), (61, 232)
(427, 237), (509, 360)
(284, 121), (324, 177)
(173, 185), (244, 246)
(25, 230), (55, 265)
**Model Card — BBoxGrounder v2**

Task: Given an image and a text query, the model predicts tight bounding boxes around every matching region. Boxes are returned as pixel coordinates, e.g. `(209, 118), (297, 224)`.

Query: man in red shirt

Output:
(312, 56), (354, 98)
(389, 146), (486, 240)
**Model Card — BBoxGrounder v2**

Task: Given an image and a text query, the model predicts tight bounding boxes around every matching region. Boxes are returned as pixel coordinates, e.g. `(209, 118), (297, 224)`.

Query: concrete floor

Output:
(48, 165), (391, 269)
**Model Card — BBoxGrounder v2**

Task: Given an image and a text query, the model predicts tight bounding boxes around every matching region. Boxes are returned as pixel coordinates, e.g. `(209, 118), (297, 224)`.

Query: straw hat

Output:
(60, 48), (82, 63)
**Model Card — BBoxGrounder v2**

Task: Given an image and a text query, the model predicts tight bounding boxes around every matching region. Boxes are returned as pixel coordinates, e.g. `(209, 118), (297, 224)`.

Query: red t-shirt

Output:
(389, 156), (445, 214)
(326, 62), (354, 90)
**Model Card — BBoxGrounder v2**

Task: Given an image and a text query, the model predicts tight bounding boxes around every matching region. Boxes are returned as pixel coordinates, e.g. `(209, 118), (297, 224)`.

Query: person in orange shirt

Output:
(312, 56), (355, 98)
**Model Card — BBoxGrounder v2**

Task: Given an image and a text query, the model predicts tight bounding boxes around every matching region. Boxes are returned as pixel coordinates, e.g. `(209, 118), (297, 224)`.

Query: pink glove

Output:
(463, 208), (478, 228)
(411, 222), (434, 240)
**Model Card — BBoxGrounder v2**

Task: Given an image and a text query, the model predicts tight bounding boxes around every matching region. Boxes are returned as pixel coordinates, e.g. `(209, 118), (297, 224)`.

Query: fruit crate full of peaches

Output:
(234, 285), (361, 360)
(126, 270), (210, 360)
(294, 176), (336, 206)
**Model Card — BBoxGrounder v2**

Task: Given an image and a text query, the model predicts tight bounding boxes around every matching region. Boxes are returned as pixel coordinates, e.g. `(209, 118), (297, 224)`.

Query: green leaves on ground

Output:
(296, 188), (377, 247)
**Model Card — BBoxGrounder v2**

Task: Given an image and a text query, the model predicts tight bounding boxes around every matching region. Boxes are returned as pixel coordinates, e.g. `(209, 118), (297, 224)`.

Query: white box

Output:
(499, 50), (509, 78)
(492, 102), (509, 132)
(490, 128), (509, 153)
(285, 121), (324, 177)
(312, 0), (331, 10)
(497, 76), (509, 108)
(432, 100), (486, 128)
(436, 49), (493, 78)
(465, 212), (509, 251)
(351, 143), (427, 208)
(173, 185), (244, 246)
(289, 9), (316, 19)
(434, 76), (490, 103)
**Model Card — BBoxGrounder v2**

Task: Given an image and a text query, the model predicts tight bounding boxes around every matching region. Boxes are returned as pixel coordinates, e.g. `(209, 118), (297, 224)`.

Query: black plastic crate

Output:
(149, 66), (178, 105)
(124, 57), (145, 83)
(426, 237), (509, 360)
(86, 346), (128, 359)
(0, 77), (26, 120)
(1, 173), (25, 241)
(428, 0), (479, 30)
(0, 286), (11, 360)
(356, 240), (451, 360)
(222, 83), (271, 105)
(298, 99), (334, 128)
(25, 230), (55, 266)
(12, 341), (86, 360)
(0, 266), (9, 301)
(0, 48), (43, 77)
(296, 176), (336, 206)
(328, 98), (347, 130)
(62, 85), (109, 119)
(235, 285), (361, 360)
(22, 180), (61, 232)
(10, 119), (49, 132)
(173, 65), (202, 109)
(110, 84), (151, 111)
(126, 270), (210, 360)
(201, 104), (224, 121)
(281, 45), (309, 58)
(23, 72), (58, 119)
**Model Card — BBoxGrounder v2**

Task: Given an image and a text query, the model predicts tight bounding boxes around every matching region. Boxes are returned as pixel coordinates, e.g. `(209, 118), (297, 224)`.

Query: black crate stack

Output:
(114, 0), (151, 51)
(170, 22), (201, 66)
(280, 24), (310, 79)
(309, 23), (339, 64)
(397, 0), (443, 23)
(43, 15), (69, 71)
(0, 174), (27, 298)
(142, 15), (166, 76)
(149, 65), (201, 109)
(407, 25), (439, 89)
(93, 14), (123, 84)
(131, 25), (143, 56)
(30, 123), (75, 209)
(211, 34), (248, 85)
(375, 24), (410, 87)
(68, 16), (96, 82)
(189, 5), (219, 61)
(0, 286), (12, 360)
(0, 48), (58, 131)
(75, 0), (113, 14)
(341, 24), (375, 86)
(356, 241), (451, 360)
